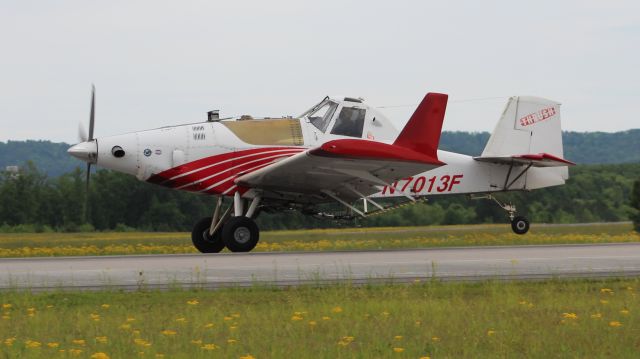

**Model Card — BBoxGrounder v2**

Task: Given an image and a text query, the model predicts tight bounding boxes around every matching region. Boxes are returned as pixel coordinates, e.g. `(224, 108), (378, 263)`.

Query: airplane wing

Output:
(474, 153), (575, 167)
(236, 93), (448, 203)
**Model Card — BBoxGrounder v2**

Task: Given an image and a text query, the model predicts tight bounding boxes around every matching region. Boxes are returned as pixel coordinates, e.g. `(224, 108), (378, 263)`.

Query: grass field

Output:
(0, 278), (638, 358)
(0, 222), (637, 258)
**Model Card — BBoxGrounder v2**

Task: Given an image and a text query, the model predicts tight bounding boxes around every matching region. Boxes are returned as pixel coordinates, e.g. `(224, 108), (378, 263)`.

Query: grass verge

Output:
(0, 222), (637, 257)
(1, 278), (639, 358)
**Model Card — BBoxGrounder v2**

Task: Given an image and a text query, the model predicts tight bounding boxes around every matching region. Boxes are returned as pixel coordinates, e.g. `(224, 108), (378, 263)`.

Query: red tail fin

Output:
(393, 92), (448, 159)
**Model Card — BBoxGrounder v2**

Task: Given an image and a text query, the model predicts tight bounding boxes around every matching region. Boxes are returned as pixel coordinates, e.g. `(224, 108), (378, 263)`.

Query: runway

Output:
(1, 243), (639, 291)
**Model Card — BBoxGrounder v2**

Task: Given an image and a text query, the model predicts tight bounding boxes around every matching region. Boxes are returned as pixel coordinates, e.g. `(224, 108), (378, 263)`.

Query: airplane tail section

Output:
(481, 96), (564, 160)
(476, 96), (573, 188)
(393, 92), (448, 159)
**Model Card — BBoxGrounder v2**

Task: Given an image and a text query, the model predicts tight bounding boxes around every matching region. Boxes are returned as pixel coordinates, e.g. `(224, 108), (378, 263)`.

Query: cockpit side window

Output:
(308, 101), (338, 132)
(330, 107), (366, 138)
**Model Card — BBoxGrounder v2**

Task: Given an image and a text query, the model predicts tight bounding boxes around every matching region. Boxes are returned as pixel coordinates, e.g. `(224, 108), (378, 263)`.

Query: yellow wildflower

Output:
(204, 323), (214, 328)
(394, 335), (403, 340)
(420, 357), (431, 359)
(432, 336), (440, 342)
(161, 330), (177, 336)
(337, 336), (355, 346)
(72, 339), (86, 346)
(223, 316), (233, 321)
(101, 304), (110, 309)
(291, 315), (303, 321)
(308, 320), (317, 326)
(25, 340), (41, 348)
(232, 313), (241, 318)
(562, 313), (578, 319)
(47, 342), (60, 348)
(227, 339), (238, 344)
(201, 343), (218, 350)
(609, 321), (623, 327)
(70, 349), (83, 356)
(620, 309), (629, 315)
(127, 317), (136, 322)
(4, 337), (16, 346)
(487, 330), (495, 336)
(591, 313), (602, 319)
(175, 317), (187, 323)
(393, 347), (405, 353)
(187, 300), (199, 305)
(134, 339), (151, 347)
(240, 355), (256, 359)
(1, 304), (11, 309)
(90, 313), (100, 321)
(190, 339), (203, 345)
(90, 353), (110, 359)
(322, 316), (331, 321)
(96, 336), (108, 344)
(331, 306), (343, 313)
(600, 288), (613, 294)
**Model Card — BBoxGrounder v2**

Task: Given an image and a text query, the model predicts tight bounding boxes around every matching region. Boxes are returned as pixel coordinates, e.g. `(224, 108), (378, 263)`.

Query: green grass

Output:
(0, 222), (638, 257)
(1, 278), (639, 358)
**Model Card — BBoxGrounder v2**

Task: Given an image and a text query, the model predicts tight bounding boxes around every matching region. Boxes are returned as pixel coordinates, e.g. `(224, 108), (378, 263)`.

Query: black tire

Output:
(511, 216), (530, 235)
(191, 217), (226, 253)
(222, 216), (260, 252)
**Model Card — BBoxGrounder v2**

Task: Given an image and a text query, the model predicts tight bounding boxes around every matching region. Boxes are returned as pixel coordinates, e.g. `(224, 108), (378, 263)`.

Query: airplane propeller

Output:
(80, 85), (96, 222)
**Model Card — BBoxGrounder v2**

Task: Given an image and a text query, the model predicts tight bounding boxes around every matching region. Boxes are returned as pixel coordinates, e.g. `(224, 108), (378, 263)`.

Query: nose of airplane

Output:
(68, 140), (98, 163)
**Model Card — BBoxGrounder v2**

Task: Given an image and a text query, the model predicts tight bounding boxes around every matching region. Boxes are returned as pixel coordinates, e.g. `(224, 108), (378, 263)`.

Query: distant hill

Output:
(441, 130), (640, 163)
(1, 130), (639, 177)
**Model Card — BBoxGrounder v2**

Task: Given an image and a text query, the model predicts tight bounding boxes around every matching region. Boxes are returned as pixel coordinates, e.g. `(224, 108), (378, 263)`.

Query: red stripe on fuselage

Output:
(180, 153), (295, 192)
(147, 147), (304, 187)
(166, 149), (302, 189)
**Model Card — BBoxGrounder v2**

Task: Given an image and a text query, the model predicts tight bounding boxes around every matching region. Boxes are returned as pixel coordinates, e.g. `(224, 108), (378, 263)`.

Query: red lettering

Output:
(437, 175), (450, 192)
(412, 176), (426, 193)
(401, 177), (414, 192)
(427, 176), (436, 192)
(448, 174), (463, 191)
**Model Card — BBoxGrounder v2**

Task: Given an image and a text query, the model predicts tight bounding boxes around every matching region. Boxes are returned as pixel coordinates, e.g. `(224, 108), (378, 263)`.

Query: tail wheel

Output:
(222, 216), (260, 253)
(511, 216), (530, 235)
(191, 217), (226, 253)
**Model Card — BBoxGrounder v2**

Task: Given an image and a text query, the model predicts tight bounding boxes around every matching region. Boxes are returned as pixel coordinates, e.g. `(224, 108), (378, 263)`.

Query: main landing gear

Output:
(191, 193), (261, 253)
(472, 194), (530, 235)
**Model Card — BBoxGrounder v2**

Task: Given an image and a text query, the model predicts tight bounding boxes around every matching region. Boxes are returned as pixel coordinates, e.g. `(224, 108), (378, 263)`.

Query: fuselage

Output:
(80, 96), (563, 202)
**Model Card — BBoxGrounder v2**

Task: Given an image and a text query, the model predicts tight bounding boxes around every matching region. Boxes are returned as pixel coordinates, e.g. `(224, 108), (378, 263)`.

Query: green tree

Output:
(631, 179), (640, 232)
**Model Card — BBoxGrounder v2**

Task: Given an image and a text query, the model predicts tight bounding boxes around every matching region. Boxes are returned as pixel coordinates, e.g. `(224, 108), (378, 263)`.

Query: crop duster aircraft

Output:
(69, 89), (574, 253)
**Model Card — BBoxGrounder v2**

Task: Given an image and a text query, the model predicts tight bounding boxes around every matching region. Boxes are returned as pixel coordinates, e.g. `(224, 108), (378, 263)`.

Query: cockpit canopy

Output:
(302, 96), (372, 138)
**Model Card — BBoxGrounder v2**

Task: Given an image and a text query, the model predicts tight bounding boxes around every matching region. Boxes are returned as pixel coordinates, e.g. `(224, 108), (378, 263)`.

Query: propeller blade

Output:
(78, 122), (88, 143)
(88, 85), (96, 141)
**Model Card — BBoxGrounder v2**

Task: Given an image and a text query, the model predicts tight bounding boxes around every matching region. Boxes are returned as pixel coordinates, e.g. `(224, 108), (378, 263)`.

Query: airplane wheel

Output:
(191, 217), (226, 253)
(511, 216), (530, 235)
(222, 216), (259, 253)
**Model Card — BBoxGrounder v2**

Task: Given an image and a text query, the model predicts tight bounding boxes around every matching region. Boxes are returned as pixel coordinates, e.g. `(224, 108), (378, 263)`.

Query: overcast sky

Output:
(1, 0), (638, 143)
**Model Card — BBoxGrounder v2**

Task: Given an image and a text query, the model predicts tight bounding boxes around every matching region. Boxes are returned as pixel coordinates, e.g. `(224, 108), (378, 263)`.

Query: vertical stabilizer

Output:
(482, 96), (564, 158)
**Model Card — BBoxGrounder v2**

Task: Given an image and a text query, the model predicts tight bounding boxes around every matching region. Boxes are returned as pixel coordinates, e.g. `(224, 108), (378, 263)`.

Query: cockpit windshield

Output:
(307, 100), (338, 132)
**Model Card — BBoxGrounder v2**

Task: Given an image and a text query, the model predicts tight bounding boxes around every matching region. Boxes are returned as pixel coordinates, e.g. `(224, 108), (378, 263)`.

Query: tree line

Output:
(0, 162), (639, 232)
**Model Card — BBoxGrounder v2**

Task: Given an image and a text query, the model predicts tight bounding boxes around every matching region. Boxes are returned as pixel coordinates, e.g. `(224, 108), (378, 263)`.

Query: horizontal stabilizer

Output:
(474, 153), (575, 167)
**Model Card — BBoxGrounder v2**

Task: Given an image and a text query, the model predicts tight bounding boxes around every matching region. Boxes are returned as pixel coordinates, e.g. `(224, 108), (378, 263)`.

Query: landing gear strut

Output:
(191, 193), (262, 253)
(471, 194), (530, 235)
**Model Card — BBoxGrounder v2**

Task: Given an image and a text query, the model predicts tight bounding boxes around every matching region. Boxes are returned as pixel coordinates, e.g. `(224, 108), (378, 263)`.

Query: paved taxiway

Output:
(0, 243), (639, 290)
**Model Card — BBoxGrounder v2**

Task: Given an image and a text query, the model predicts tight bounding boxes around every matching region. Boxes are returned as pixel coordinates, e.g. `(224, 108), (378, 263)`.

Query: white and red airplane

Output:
(68, 89), (574, 253)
